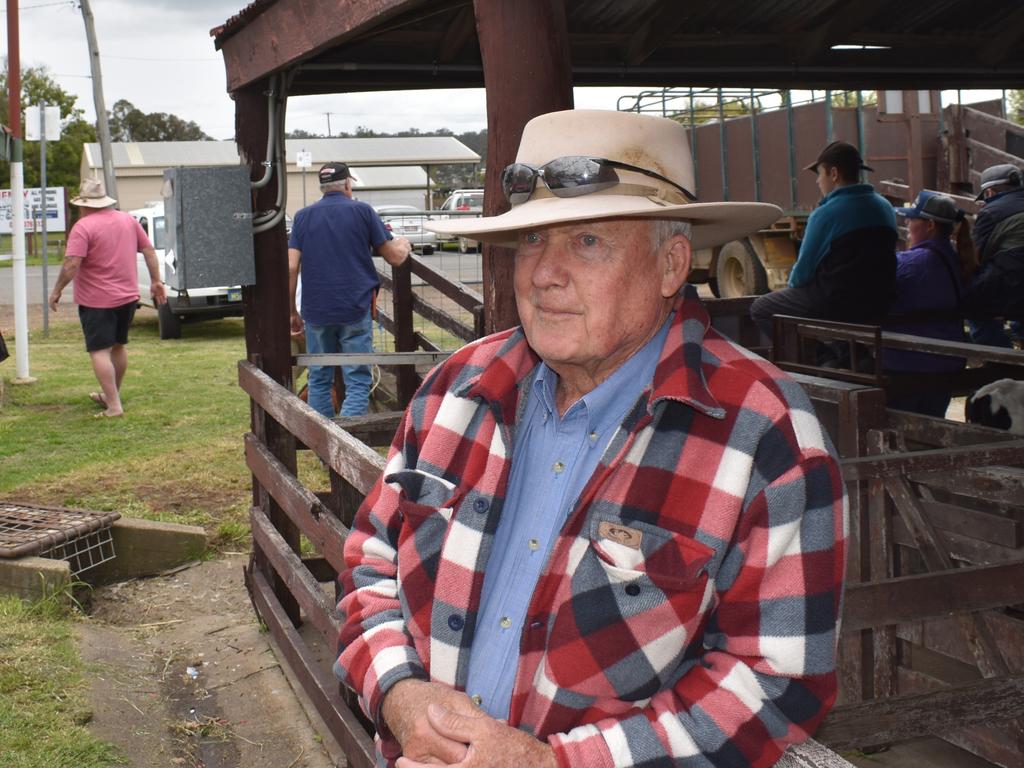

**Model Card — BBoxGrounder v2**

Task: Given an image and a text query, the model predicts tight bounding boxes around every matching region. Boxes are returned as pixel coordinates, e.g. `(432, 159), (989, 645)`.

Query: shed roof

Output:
(83, 137), (479, 171)
(212, 0), (1024, 94)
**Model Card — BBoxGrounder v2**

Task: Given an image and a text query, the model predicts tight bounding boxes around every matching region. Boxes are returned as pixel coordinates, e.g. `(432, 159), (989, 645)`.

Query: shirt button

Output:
(589, 431), (598, 442)
(500, 616), (512, 629)
(448, 614), (465, 631)
(527, 538), (539, 551)
(625, 583), (641, 596)
(472, 498), (489, 513)
(552, 461), (565, 474)
(471, 694), (483, 706)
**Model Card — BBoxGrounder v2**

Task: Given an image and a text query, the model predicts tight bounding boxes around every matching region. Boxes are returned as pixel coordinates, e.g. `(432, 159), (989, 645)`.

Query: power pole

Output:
(79, 0), (118, 204)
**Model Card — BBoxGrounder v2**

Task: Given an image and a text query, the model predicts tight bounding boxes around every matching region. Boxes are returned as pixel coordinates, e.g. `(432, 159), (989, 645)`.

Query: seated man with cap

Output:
(750, 140), (897, 351)
(963, 163), (1024, 347)
(336, 110), (847, 768)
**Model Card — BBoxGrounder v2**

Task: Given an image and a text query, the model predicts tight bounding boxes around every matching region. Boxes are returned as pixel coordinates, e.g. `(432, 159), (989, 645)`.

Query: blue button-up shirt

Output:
(464, 313), (673, 718)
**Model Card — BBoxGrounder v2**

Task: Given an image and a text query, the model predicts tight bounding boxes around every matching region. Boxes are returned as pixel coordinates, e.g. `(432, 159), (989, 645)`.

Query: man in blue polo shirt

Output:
(288, 162), (411, 418)
(750, 140), (897, 345)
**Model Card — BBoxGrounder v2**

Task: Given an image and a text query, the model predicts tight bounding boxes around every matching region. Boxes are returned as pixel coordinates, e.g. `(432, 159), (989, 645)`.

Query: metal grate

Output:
(0, 502), (120, 576)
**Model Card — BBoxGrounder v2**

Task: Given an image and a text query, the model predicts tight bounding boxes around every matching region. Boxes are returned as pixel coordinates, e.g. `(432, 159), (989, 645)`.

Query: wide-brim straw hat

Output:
(70, 178), (117, 208)
(426, 109), (782, 250)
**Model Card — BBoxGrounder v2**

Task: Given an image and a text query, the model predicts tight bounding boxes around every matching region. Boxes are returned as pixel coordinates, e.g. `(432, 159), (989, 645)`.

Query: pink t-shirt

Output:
(64, 208), (153, 308)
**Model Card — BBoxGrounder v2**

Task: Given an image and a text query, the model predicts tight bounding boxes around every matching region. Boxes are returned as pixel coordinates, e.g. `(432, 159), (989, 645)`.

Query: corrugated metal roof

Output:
(82, 137), (479, 170)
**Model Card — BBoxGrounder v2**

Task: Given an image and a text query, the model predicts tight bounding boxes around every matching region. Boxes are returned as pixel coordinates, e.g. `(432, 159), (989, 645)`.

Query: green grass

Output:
(0, 311), (253, 546)
(0, 594), (124, 768)
(0, 232), (64, 268)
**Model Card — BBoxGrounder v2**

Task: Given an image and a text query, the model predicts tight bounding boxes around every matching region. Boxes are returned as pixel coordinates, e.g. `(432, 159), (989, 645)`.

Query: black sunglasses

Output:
(501, 155), (696, 205)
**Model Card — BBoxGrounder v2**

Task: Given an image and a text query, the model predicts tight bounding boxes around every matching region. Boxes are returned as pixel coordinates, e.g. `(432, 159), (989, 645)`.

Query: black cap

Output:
(804, 140), (874, 175)
(318, 162), (351, 184)
(975, 163), (1023, 200)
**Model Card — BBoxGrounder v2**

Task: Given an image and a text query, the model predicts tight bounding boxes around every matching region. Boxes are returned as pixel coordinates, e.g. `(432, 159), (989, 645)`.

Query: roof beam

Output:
(216, 0), (421, 92)
(796, 0), (890, 65)
(979, 5), (1024, 66)
(623, 0), (714, 67)
(435, 3), (477, 64)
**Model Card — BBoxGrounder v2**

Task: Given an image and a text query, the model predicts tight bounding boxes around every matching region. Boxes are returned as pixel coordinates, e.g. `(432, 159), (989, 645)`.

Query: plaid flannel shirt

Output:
(337, 289), (847, 767)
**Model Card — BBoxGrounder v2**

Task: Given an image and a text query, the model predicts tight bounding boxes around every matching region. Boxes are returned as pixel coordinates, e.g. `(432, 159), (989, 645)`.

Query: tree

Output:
(108, 99), (213, 142)
(0, 63), (97, 191)
(1009, 90), (1024, 125)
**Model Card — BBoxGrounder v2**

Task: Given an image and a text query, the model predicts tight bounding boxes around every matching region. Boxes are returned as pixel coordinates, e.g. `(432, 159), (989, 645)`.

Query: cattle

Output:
(966, 378), (1024, 435)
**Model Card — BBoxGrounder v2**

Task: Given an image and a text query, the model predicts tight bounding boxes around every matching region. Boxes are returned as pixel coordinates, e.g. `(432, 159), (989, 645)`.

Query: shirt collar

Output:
(462, 285), (724, 420)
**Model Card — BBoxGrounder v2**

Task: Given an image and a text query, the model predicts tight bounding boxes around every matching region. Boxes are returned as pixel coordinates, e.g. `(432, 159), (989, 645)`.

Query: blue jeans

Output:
(305, 313), (373, 418)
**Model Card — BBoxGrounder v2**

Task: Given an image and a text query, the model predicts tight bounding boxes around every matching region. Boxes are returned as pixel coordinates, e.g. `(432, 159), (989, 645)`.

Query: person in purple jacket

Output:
(883, 190), (975, 417)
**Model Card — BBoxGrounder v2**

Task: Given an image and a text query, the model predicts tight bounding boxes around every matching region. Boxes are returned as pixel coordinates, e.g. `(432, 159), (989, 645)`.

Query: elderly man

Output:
(288, 162), (411, 418)
(963, 163), (1024, 347)
(49, 179), (166, 417)
(336, 110), (847, 768)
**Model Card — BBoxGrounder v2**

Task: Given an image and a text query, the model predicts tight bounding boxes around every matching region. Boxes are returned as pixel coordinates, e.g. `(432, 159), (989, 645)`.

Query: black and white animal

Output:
(966, 378), (1024, 434)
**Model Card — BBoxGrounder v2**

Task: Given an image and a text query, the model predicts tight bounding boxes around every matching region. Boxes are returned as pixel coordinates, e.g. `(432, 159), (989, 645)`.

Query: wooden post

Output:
(473, 0), (574, 332)
(236, 80), (301, 627)
(391, 260), (419, 406)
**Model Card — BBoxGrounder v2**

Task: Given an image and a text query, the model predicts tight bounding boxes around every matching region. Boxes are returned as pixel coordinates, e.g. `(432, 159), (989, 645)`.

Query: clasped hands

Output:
(382, 679), (558, 768)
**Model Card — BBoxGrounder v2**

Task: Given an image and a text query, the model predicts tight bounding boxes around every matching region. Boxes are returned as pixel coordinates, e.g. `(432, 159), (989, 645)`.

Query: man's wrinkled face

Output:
(513, 218), (689, 391)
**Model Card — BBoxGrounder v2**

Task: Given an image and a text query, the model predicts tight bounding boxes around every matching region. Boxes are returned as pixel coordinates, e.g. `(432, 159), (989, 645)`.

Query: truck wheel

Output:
(157, 302), (182, 340)
(714, 238), (768, 298)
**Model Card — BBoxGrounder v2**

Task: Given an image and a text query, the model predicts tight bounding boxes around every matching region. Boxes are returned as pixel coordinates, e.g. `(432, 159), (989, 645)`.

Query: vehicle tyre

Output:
(714, 238), (768, 298)
(458, 236), (476, 254)
(157, 302), (182, 340)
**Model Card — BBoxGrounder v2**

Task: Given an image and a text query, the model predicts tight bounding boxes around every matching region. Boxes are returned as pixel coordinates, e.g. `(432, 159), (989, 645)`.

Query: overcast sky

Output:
(6, 0), (1009, 142)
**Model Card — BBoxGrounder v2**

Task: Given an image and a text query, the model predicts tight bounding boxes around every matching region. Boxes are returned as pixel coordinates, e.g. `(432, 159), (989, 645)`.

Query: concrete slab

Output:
(0, 555), (71, 601)
(86, 517), (207, 585)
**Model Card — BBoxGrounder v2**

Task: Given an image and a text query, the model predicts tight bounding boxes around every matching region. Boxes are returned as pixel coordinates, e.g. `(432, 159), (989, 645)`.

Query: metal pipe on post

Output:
(40, 103), (49, 336)
(80, 0), (118, 205)
(7, 0), (34, 383)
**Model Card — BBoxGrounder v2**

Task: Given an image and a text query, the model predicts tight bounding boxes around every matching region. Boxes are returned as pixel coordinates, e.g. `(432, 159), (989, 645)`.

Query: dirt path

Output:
(78, 554), (345, 768)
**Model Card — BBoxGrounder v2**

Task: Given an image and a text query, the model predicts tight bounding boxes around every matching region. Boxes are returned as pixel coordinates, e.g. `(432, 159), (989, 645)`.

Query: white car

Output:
(373, 205), (437, 253)
(436, 189), (484, 253)
(130, 203), (243, 340)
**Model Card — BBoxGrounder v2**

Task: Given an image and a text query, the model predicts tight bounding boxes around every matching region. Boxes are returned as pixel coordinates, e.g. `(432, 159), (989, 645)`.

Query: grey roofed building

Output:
(80, 136), (480, 213)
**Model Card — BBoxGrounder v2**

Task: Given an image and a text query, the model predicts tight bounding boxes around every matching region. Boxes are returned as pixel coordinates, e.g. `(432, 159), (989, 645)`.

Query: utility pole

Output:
(79, 0), (118, 204)
(7, 0), (34, 382)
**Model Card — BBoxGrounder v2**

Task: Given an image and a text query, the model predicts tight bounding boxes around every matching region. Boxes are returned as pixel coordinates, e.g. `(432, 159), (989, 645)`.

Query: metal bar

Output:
(295, 352), (452, 367)
(718, 86), (729, 201)
(855, 90), (865, 163)
(750, 88), (761, 202)
(246, 566), (377, 768)
(825, 89), (833, 141)
(785, 90), (797, 209)
(689, 87), (698, 198)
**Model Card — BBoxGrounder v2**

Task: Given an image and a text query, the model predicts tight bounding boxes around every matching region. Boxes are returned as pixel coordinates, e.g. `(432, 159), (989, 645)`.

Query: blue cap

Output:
(895, 190), (961, 225)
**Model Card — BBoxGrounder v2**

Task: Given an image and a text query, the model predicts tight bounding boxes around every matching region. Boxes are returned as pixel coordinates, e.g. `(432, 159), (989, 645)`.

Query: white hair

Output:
(319, 180), (348, 194)
(650, 219), (693, 249)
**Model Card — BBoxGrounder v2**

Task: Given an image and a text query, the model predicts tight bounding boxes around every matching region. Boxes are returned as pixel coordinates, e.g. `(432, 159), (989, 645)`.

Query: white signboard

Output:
(296, 149), (313, 168)
(0, 187), (67, 234)
(24, 105), (62, 142)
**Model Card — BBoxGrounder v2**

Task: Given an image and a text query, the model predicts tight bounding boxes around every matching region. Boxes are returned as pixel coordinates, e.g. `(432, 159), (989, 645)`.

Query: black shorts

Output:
(78, 301), (137, 352)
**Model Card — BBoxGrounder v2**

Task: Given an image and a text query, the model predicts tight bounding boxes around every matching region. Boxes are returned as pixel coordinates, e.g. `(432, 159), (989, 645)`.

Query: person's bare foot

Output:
(89, 391), (108, 408)
(94, 410), (123, 418)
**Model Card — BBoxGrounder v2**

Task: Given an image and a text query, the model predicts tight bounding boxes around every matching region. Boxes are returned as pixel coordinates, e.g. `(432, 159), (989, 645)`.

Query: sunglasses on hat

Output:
(501, 156), (697, 206)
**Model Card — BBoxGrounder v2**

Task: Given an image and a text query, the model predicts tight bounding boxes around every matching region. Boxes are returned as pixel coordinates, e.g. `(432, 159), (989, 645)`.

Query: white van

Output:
(130, 202), (243, 339)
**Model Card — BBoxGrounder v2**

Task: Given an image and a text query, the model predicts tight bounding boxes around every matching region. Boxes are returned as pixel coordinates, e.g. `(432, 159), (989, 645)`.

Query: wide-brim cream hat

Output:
(426, 109), (781, 250)
(70, 178), (117, 208)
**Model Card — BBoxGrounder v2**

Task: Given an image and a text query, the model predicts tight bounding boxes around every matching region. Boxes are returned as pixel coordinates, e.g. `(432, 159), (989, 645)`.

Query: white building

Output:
(80, 136), (480, 213)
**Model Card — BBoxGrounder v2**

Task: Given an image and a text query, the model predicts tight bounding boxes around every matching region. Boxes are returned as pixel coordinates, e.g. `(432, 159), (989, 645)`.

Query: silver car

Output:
(374, 205), (437, 252)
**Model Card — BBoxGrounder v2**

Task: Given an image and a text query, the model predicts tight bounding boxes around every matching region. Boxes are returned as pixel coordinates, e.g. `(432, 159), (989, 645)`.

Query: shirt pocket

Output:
(543, 514), (714, 700)
(387, 470), (458, 632)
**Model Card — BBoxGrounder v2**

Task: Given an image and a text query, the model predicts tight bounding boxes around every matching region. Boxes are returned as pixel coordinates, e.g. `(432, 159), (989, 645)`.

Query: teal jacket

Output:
(789, 183), (897, 287)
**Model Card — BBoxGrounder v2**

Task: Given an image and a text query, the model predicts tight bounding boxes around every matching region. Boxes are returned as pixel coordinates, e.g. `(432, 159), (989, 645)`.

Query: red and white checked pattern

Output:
(338, 290), (847, 767)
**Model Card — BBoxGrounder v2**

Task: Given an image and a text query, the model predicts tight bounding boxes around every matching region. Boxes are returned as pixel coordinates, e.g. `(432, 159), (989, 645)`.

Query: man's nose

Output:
(529, 237), (569, 287)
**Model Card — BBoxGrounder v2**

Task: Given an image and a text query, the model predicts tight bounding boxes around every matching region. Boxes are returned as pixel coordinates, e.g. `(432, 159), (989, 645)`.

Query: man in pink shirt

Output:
(49, 179), (167, 417)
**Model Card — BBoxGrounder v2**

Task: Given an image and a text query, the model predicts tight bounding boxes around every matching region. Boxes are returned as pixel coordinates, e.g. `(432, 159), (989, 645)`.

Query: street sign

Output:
(296, 149), (313, 168)
(24, 106), (62, 142)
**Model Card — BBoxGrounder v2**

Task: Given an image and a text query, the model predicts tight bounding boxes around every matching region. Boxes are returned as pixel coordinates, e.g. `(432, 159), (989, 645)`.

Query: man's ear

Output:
(660, 234), (692, 298)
